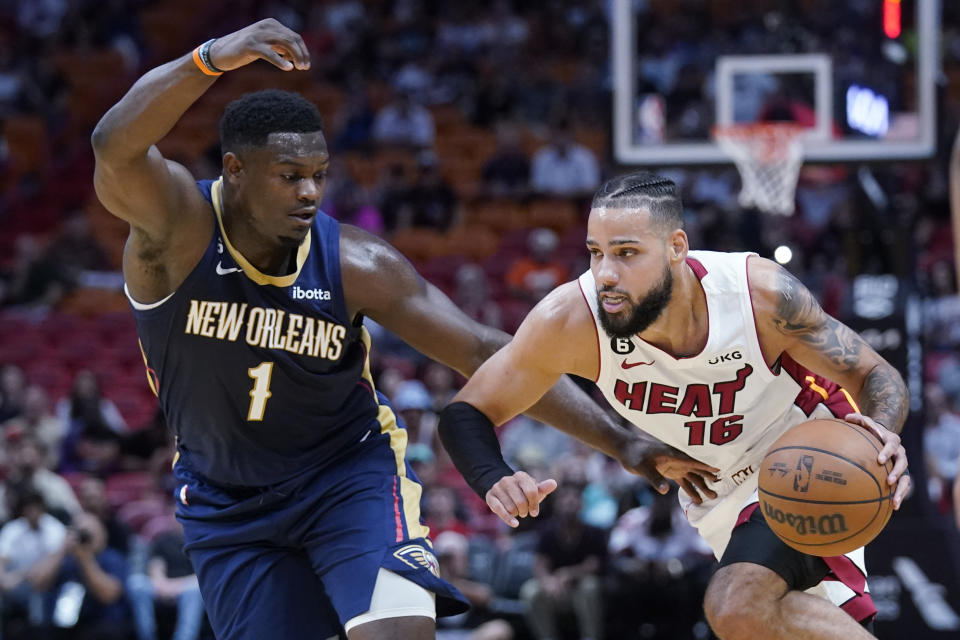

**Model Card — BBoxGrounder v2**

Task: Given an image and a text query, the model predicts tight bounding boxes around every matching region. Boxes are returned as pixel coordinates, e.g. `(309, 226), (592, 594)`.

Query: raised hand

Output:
(208, 19), (310, 72)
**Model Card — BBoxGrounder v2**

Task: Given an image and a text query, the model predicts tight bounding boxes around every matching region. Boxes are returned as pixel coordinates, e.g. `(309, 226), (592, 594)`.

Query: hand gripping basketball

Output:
(207, 19), (310, 72)
(486, 471), (557, 528)
(844, 413), (911, 510)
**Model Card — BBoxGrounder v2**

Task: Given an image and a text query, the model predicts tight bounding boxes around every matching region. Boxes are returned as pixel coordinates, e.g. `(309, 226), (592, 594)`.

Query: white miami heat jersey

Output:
(578, 251), (858, 506)
(579, 251), (870, 611)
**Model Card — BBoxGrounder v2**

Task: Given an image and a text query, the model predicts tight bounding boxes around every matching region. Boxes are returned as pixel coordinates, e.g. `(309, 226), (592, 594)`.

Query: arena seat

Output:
(83, 198), (128, 269)
(479, 253), (512, 285)
(105, 471), (157, 508)
(430, 105), (467, 136)
(58, 339), (102, 369)
(60, 471), (89, 496)
(0, 314), (37, 346)
(436, 130), (497, 168)
(3, 115), (49, 178)
(573, 128), (608, 159)
(303, 85), (345, 120)
(499, 299), (533, 334)
(109, 390), (159, 429)
(491, 531), (538, 599)
(342, 151), (381, 188)
(141, 513), (181, 542)
(527, 198), (579, 235)
(95, 311), (138, 339)
(25, 362), (72, 394)
(419, 255), (468, 292)
(547, 59), (582, 85)
(466, 535), (498, 586)
(38, 313), (83, 340)
(0, 341), (42, 368)
(390, 228), (447, 262)
(364, 81), (394, 111)
(443, 225), (500, 261)
(141, 6), (199, 62)
(117, 498), (170, 533)
(464, 200), (527, 233)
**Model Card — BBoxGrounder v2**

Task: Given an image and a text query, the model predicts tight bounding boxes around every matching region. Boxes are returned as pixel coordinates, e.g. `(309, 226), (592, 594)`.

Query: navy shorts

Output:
(173, 435), (468, 640)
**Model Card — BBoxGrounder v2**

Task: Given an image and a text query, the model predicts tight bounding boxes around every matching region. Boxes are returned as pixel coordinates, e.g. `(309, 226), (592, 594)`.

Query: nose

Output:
(594, 255), (619, 288)
(297, 179), (320, 204)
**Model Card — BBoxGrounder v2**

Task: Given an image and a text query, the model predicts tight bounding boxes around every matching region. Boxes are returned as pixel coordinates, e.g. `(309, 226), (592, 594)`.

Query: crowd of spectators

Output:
(0, 360), (192, 640)
(1, 0), (960, 638)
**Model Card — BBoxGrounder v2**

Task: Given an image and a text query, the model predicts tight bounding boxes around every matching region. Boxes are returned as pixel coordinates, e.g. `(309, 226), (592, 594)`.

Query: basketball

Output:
(758, 418), (894, 557)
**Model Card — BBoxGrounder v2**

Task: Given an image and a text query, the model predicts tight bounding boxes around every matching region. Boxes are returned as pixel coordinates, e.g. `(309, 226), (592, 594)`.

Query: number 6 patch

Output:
(610, 337), (635, 355)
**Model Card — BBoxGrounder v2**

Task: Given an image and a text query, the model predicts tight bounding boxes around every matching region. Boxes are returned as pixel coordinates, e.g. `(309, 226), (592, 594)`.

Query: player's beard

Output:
(597, 262), (673, 338)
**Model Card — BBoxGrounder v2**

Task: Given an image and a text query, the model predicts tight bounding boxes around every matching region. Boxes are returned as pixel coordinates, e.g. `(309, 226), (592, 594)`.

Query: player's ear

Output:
(223, 152), (244, 182)
(668, 228), (688, 262)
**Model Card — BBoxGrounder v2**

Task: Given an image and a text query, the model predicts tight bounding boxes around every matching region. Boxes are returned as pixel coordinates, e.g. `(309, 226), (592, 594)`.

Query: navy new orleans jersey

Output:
(130, 178), (387, 487)
(128, 179), (467, 638)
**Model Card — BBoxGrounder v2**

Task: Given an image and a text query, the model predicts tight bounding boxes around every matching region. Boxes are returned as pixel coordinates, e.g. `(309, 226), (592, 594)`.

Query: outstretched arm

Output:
(440, 285), (611, 525)
(750, 256), (911, 508)
(341, 226), (718, 514)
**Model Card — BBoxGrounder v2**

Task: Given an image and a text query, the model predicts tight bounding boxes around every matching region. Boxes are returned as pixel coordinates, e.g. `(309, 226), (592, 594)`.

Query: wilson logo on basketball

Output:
(763, 502), (849, 536)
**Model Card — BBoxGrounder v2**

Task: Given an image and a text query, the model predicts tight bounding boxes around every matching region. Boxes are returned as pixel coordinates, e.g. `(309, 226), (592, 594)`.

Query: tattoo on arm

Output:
(859, 365), (909, 434)
(771, 267), (909, 431)
(770, 267), (862, 373)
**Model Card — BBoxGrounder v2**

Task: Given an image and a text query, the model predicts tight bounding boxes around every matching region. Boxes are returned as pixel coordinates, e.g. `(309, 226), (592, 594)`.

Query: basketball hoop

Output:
(713, 123), (805, 216)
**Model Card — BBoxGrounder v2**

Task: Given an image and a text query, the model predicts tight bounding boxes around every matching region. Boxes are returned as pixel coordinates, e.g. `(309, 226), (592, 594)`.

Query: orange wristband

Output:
(192, 39), (223, 76)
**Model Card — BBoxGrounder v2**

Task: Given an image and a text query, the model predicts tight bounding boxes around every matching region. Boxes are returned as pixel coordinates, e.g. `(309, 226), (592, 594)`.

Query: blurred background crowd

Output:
(1, 0), (960, 638)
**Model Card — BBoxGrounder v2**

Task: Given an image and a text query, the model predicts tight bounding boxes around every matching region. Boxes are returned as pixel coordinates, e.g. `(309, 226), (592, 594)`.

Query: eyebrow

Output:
(274, 157), (330, 168)
(585, 237), (642, 246)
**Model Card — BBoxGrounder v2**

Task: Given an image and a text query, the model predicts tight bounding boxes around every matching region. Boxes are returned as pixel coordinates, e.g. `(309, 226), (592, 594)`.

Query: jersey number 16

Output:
(684, 414), (744, 446)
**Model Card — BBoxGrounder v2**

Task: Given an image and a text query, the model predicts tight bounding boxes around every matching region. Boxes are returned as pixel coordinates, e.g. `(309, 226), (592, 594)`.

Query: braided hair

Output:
(591, 171), (684, 233)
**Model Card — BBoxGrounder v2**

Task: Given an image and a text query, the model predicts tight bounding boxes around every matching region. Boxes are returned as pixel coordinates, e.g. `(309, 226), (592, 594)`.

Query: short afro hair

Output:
(591, 171), (684, 233)
(220, 89), (325, 153)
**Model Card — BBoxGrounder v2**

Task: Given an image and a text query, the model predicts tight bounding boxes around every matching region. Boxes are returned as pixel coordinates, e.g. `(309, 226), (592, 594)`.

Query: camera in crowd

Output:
(73, 525), (93, 546)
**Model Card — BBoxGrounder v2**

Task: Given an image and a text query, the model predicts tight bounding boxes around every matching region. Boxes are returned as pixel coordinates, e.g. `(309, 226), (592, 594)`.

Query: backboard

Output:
(612, 0), (940, 164)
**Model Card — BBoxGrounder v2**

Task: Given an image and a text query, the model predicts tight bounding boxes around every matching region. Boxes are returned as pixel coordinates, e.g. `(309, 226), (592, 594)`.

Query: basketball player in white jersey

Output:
(437, 172), (910, 639)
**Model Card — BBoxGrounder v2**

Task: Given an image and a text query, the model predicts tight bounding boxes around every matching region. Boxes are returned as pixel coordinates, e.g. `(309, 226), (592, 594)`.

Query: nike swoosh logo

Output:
(620, 358), (655, 369)
(216, 261), (242, 275)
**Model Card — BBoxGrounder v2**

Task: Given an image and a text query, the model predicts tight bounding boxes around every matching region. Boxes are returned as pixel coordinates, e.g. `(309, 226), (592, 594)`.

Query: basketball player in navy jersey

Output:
(91, 19), (719, 640)
(437, 172), (912, 639)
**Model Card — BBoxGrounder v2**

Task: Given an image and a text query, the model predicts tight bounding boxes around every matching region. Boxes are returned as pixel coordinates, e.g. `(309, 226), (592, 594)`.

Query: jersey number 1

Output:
(247, 362), (274, 421)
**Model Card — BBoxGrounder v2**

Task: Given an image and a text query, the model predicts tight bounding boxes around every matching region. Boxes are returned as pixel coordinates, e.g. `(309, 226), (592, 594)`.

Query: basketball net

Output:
(714, 123), (805, 216)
